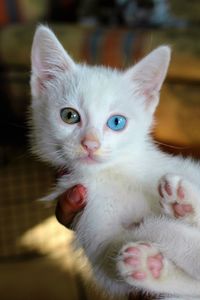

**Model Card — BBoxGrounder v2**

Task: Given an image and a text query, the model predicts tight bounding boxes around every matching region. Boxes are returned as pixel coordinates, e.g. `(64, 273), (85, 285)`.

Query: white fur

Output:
(30, 26), (200, 299)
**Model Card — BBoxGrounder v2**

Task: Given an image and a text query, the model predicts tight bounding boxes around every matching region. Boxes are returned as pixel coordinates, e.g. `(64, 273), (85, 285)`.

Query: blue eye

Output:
(107, 115), (127, 131)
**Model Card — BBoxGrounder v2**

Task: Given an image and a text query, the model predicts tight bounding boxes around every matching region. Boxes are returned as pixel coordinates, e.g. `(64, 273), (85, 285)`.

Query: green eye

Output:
(60, 107), (81, 124)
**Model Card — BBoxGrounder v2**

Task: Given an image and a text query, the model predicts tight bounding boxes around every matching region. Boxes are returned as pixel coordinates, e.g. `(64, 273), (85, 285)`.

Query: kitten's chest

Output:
(75, 170), (156, 242)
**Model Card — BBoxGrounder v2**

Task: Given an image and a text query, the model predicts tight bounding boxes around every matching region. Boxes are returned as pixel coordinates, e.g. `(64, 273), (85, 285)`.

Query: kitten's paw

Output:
(158, 174), (200, 225)
(117, 242), (167, 290)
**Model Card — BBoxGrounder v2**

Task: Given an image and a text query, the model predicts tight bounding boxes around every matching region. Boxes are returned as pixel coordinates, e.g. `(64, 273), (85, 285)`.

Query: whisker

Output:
(155, 140), (188, 150)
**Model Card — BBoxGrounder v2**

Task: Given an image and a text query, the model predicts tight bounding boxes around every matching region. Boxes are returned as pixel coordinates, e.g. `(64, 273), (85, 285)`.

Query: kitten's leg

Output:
(134, 216), (200, 281)
(158, 174), (200, 226)
(117, 241), (200, 296)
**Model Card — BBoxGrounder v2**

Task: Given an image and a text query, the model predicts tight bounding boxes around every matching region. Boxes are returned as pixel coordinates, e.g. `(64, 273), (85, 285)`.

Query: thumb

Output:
(55, 185), (87, 227)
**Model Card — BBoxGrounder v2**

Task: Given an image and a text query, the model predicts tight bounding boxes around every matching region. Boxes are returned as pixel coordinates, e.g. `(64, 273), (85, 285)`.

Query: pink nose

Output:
(81, 134), (100, 153)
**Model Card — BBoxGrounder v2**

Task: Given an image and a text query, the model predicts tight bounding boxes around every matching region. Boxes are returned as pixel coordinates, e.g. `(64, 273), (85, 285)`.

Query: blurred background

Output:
(0, 1), (200, 299)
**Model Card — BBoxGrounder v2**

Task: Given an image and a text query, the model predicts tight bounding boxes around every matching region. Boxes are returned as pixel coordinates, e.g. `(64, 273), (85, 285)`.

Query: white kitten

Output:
(30, 26), (200, 299)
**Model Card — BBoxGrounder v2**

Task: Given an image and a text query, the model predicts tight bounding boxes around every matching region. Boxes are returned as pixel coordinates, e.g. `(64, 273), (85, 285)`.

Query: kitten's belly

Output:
(74, 171), (157, 256)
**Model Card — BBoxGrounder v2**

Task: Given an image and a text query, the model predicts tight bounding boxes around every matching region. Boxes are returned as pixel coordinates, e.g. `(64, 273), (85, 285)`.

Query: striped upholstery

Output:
(0, 0), (21, 24)
(80, 28), (146, 68)
(0, 0), (47, 25)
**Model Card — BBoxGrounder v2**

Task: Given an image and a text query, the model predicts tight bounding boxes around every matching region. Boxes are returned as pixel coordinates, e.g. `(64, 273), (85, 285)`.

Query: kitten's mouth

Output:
(80, 153), (100, 164)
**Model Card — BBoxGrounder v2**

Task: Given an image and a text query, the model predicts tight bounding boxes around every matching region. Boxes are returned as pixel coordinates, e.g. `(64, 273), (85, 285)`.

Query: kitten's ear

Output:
(31, 25), (76, 94)
(124, 46), (171, 113)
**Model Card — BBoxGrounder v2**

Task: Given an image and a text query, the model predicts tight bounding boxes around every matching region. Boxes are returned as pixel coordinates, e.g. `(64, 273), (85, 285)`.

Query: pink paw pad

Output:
(173, 203), (193, 217)
(122, 243), (164, 281)
(124, 247), (140, 255)
(177, 185), (185, 199)
(132, 271), (147, 280)
(164, 181), (172, 196)
(158, 176), (193, 218)
(147, 254), (163, 279)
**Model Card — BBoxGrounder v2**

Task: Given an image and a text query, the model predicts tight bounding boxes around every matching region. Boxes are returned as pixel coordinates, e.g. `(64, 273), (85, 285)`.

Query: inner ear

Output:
(31, 25), (76, 93)
(124, 46), (171, 112)
(125, 46), (171, 96)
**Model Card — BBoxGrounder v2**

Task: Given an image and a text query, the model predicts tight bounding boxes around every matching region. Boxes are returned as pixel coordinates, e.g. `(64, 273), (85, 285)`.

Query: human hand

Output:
(55, 184), (87, 227)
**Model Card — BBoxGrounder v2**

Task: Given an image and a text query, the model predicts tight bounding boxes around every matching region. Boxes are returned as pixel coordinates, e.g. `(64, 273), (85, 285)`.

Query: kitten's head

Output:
(30, 26), (170, 171)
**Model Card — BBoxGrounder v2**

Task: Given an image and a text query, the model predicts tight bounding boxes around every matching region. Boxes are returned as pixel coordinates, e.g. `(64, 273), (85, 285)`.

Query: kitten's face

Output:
(30, 26), (170, 170)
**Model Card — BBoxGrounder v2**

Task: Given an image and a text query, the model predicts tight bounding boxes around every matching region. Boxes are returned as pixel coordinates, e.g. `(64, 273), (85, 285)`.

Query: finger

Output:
(55, 185), (87, 227)
(59, 184), (87, 212)
(55, 203), (77, 227)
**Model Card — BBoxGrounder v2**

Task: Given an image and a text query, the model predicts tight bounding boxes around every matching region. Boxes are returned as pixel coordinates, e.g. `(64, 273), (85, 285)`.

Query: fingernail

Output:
(69, 187), (85, 206)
